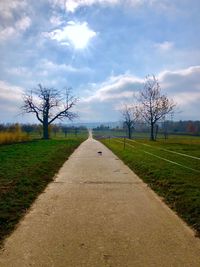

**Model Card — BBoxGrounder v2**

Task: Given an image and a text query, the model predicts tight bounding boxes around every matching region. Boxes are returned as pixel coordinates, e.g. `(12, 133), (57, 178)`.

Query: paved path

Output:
(0, 136), (200, 266)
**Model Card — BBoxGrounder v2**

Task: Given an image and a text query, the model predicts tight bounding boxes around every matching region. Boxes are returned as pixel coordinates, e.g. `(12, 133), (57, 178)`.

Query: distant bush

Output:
(0, 124), (30, 144)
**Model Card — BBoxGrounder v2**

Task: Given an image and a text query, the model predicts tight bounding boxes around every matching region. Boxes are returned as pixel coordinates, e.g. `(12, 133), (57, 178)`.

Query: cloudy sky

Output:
(0, 0), (200, 123)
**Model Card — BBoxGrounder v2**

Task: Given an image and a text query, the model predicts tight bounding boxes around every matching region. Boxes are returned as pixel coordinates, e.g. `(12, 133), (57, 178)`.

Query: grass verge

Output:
(0, 138), (85, 245)
(101, 137), (200, 236)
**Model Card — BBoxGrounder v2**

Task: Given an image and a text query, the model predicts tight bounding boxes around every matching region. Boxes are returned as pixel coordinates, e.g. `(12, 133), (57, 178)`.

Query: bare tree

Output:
(22, 84), (78, 139)
(121, 104), (139, 139)
(138, 75), (175, 141)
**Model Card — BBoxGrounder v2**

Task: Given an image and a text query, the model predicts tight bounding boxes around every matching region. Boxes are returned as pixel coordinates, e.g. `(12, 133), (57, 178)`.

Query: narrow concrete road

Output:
(0, 136), (200, 267)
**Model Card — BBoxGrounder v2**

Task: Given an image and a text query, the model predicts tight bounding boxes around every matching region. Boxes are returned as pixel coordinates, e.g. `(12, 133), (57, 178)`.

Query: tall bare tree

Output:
(22, 84), (78, 139)
(138, 75), (175, 141)
(121, 104), (139, 139)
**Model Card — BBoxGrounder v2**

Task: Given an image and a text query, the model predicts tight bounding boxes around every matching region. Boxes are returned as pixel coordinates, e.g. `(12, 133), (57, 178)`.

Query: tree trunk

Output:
(154, 124), (159, 140)
(128, 126), (132, 139)
(43, 122), (49, 139)
(150, 122), (154, 141)
(164, 131), (168, 140)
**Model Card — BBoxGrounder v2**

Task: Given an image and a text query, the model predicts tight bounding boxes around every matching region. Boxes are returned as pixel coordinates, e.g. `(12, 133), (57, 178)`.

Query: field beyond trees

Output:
(0, 136), (87, 245)
(98, 134), (200, 236)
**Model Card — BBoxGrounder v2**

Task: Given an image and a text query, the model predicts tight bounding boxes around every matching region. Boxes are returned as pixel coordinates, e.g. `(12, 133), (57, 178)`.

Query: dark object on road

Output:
(98, 151), (102, 155)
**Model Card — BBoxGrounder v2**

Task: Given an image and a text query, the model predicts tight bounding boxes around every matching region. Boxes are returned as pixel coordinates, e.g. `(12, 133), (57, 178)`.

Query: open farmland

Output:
(99, 135), (200, 236)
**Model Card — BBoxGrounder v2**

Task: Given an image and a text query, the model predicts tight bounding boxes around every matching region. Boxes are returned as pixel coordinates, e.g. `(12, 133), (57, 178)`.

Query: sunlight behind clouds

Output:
(48, 21), (97, 49)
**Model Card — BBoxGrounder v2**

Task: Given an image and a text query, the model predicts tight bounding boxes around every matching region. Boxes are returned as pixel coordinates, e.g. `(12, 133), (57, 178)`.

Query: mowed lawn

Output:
(101, 136), (200, 236)
(0, 138), (86, 245)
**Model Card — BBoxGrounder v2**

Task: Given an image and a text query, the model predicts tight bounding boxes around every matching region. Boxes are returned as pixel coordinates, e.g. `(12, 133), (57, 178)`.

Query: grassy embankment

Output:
(0, 136), (87, 245)
(100, 136), (200, 236)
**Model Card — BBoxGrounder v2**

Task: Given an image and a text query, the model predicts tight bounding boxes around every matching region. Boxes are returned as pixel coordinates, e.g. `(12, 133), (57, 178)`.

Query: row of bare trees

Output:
(122, 75), (176, 141)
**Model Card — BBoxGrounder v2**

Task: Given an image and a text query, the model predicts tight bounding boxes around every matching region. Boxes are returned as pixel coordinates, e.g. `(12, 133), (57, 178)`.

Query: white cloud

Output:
(50, 0), (119, 13)
(0, 0), (27, 20)
(50, 15), (63, 26)
(40, 59), (90, 73)
(0, 80), (25, 120)
(173, 92), (200, 106)
(157, 66), (200, 119)
(0, 80), (24, 102)
(6, 60), (91, 85)
(0, 16), (31, 41)
(51, 0), (66, 10)
(51, 0), (174, 13)
(82, 73), (143, 103)
(0, 80), (37, 122)
(159, 66), (200, 94)
(154, 41), (174, 51)
(160, 65), (200, 78)
(45, 21), (96, 49)
(41, 59), (76, 72)
(78, 73), (143, 121)
(65, 0), (80, 12)
(65, 0), (119, 12)
(16, 16), (31, 31)
(7, 67), (31, 76)
(0, 27), (16, 41)
(79, 66), (200, 121)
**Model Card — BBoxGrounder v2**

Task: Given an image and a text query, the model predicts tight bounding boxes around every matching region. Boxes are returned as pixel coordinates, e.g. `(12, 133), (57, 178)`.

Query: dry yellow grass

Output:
(0, 132), (30, 144)
(0, 124), (30, 144)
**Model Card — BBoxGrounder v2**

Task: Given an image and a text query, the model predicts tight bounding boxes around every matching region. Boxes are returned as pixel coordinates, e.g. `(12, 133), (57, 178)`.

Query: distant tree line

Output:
(161, 120), (200, 136)
(93, 120), (200, 138)
(0, 123), (87, 138)
(129, 120), (200, 136)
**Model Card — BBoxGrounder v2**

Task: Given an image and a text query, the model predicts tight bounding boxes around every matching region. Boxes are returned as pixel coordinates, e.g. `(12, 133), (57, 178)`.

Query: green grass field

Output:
(0, 137), (86, 245)
(100, 136), (200, 236)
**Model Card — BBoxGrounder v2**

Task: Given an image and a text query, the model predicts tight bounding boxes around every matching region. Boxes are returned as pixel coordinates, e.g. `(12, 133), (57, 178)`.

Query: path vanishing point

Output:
(0, 133), (200, 266)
